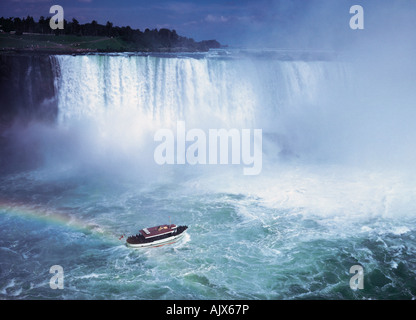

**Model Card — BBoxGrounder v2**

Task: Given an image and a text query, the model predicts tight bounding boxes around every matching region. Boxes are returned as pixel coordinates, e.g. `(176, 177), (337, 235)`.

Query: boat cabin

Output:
(139, 224), (177, 239)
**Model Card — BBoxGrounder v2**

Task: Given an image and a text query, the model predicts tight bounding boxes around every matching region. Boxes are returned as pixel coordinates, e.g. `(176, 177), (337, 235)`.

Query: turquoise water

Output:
(1, 164), (416, 300)
(1, 51), (416, 299)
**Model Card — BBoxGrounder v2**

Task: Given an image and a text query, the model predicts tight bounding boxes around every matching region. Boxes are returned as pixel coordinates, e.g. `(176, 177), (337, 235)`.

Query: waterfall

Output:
(52, 53), (350, 162)
(54, 55), (259, 128)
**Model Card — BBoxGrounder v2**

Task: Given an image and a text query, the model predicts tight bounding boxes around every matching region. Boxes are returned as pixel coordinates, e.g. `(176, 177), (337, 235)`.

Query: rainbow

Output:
(0, 200), (120, 244)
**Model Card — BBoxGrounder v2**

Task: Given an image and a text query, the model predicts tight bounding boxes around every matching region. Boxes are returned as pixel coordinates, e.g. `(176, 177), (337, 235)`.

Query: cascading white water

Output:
(55, 55), (258, 128)
(53, 53), (350, 163)
(2, 51), (416, 300)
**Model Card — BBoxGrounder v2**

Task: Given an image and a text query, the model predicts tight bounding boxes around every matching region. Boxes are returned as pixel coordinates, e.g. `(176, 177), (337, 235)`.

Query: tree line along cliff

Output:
(0, 16), (221, 52)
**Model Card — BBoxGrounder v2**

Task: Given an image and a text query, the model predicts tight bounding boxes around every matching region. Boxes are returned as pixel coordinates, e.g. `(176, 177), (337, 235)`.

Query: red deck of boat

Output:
(139, 224), (176, 239)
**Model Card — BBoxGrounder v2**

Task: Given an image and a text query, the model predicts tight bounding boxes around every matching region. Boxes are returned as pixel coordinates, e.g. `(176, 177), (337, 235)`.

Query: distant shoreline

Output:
(0, 33), (221, 55)
(0, 47), (218, 56)
(0, 15), (222, 55)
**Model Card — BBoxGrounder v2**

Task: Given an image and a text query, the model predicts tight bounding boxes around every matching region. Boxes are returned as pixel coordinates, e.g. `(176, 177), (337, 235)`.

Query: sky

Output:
(1, 0), (416, 49)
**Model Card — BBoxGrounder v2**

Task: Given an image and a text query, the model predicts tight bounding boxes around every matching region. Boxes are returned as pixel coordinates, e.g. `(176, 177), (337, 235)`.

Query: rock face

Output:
(0, 54), (58, 131)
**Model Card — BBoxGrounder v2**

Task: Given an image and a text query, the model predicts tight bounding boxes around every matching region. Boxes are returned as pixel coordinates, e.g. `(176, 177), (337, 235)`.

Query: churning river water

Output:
(1, 50), (416, 299)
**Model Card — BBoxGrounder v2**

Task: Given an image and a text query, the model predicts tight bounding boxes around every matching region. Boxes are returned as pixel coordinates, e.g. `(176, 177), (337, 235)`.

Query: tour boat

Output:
(126, 224), (188, 248)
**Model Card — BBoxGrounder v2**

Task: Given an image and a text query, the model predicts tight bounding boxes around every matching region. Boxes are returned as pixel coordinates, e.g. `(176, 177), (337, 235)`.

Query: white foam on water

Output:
(3, 49), (416, 299)
(390, 226), (411, 235)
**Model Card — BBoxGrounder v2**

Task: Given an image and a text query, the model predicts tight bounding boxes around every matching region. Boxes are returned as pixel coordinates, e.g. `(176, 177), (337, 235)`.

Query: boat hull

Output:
(126, 230), (187, 248)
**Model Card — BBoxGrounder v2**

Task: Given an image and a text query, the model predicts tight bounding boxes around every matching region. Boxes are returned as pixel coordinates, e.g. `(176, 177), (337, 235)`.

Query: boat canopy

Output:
(139, 224), (177, 239)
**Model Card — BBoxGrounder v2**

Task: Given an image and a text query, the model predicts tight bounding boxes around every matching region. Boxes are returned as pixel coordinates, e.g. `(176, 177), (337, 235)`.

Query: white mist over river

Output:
(1, 48), (416, 299)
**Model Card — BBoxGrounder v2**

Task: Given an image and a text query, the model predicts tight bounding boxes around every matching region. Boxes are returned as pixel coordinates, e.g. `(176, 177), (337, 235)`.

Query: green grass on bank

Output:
(0, 33), (131, 52)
